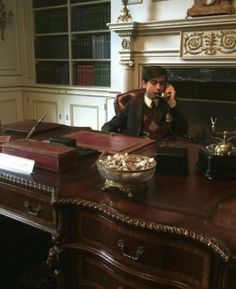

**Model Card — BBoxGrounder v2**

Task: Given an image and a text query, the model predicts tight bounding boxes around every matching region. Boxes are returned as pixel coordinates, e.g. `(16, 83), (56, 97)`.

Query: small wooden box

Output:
(2, 139), (79, 172)
(155, 147), (189, 176)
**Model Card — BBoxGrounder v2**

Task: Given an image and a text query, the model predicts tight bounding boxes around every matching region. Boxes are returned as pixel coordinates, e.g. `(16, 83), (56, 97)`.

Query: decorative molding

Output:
(0, 0), (13, 40)
(0, 0), (20, 76)
(0, 171), (58, 201)
(108, 15), (236, 37)
(119, 49), (135, 68)
(108, 15), (236, 66)
(108, 22), (137, 67)
(120, 59), (135, 68)
(181, 29), (236, 59)
(56, 198), (235, 262)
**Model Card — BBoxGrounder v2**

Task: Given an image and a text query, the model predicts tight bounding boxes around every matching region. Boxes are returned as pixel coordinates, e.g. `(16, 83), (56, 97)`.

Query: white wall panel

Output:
(0, 89), (24, 124)
(0, 0), (20, 76)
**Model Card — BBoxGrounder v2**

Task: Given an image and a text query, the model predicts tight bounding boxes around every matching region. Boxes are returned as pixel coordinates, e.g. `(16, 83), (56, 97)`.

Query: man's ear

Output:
(141, 80), (147, 88)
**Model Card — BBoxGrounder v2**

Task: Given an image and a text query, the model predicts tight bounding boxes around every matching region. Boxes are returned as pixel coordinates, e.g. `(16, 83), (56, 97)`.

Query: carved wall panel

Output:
(0, 0), (20, 76)
(181, 29), (236, 59)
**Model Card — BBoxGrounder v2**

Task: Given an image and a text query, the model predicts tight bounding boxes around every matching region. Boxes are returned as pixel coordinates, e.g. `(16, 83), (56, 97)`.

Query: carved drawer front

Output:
(61, 248), (180, 289)
(0, 185), (54, 228)
(66, 210), (215, 289)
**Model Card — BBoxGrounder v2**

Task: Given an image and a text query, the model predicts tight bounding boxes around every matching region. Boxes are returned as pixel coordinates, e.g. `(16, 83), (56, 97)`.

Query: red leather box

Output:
(2, 139), (79, 172)
(66, 130), (155, 154)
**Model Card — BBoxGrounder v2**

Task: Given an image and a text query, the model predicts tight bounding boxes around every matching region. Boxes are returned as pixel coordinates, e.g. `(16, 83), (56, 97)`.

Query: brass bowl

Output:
(97, 154), (157, 197)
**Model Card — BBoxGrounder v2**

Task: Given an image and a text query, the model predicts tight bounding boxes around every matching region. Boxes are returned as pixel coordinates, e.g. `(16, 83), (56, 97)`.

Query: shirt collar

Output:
(144, 93), (159, 108)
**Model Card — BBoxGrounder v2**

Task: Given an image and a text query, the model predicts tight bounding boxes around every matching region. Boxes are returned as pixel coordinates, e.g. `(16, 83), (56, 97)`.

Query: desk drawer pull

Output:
(24, 201), (42, 217)
(117, 239), (145, 261)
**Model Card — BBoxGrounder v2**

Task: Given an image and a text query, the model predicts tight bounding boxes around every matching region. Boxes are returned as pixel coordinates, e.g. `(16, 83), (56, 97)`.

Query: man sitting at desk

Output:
(102, 66), (188, 140)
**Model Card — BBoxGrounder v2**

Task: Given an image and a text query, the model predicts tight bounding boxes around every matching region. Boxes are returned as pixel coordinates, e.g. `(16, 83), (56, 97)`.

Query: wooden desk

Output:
(0, 127), (236, 289)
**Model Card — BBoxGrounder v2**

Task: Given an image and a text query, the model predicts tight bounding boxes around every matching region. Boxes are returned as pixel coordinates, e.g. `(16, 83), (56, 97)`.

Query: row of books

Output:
(33, 0), (102, 9)
(35, 61), (110, 86)
(33, 0), (67, 9)
(35, 34), (110, 60)
(35, 37), (69, 59)
(71, 4), (110, 31)
(74, 63), (110, 87)
(36, 63), (69, 85)
(35, 9), (68, 34)
(72, 34), (110, 59)
(34, 5), (110, 34)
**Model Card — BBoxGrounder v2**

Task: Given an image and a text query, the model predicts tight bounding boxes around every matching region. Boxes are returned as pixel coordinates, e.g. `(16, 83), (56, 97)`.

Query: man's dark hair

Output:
(142, 66), (168, 83)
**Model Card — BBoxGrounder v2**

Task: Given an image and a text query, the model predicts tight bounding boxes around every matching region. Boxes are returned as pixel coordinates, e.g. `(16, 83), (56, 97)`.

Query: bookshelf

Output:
(33, 0), (111, 87)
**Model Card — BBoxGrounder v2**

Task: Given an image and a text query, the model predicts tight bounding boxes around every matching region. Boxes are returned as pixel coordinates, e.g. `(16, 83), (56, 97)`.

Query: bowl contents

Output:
(98, 153), (155, 171)
(96, 153), (156, 196)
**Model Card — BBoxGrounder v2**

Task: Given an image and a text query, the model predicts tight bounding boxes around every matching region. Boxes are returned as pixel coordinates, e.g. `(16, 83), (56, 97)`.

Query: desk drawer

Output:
(0, 184), (55, 228)
(65, 210), (213, 289)
(62, 248), (173, 289)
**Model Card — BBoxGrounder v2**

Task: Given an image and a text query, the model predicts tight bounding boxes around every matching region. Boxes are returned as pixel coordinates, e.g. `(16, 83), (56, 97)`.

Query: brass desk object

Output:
(206, 130), (236, 156)
(197, 117), (236, 179)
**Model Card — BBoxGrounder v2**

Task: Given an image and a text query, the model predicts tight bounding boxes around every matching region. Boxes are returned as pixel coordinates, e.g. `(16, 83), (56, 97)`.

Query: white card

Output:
(0, 153), (35, 174)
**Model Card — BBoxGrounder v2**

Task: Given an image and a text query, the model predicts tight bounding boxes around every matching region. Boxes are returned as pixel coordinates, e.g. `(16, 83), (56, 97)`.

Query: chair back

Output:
(114, 88), (145, 114)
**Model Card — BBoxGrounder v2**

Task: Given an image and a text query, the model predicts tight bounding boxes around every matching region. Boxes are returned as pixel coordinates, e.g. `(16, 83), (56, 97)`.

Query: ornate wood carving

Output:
(56, 198), (234, 262)
(181, 29), (236, 59)
(0, 171), (58, 200)
(108, 15), (236, 66)
(0, 0), (14, 40)
(47, 231), (61, 273)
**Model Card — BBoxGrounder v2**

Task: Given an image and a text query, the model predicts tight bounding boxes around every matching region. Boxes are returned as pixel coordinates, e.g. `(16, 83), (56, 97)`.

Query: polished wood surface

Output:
(0, 126), (236, 289)
(56, 141), (236, 251)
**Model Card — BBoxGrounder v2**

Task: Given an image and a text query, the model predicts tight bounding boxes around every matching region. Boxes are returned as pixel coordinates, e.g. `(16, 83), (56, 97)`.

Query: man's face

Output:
(142, 75), (166, 99)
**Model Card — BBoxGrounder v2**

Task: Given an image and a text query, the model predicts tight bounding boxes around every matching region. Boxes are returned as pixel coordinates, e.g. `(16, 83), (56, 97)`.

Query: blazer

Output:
(102, 95), (188, 139)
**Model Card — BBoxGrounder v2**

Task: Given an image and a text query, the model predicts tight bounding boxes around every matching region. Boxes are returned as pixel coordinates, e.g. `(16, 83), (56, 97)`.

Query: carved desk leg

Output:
(47, 214), (64, 289)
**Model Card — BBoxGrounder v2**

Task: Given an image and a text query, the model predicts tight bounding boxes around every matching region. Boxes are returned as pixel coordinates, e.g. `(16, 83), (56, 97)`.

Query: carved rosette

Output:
(181, 29), (236, 58)
(220, 30), (236, 53)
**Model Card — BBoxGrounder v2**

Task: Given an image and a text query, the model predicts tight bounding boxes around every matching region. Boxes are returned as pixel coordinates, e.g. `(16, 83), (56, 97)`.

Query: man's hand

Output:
(165, 84), (176, 108)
